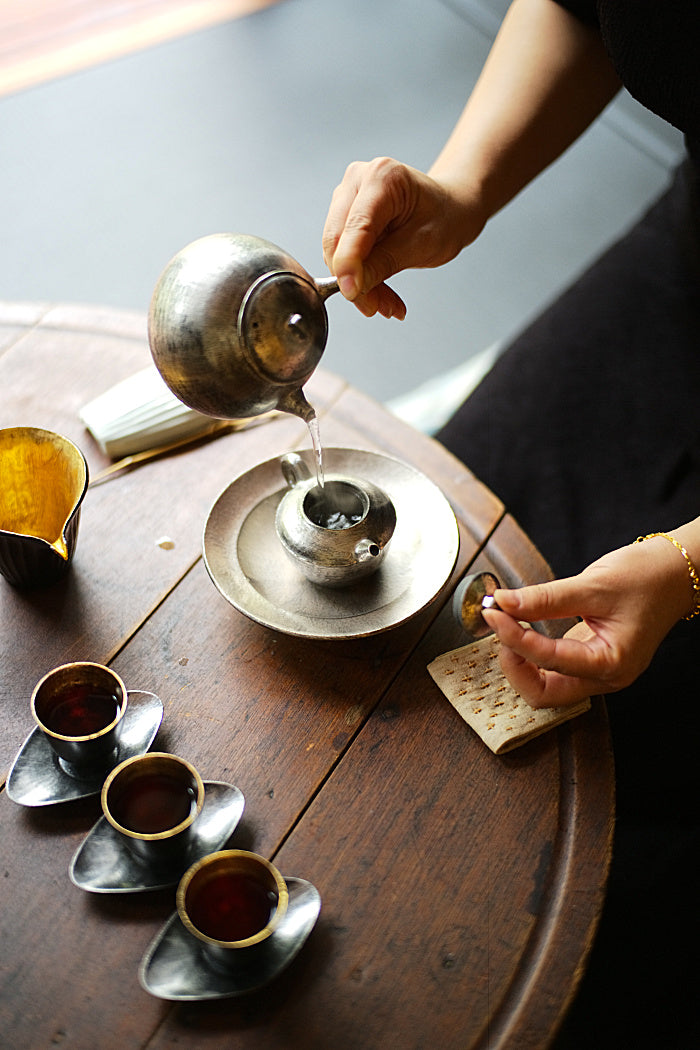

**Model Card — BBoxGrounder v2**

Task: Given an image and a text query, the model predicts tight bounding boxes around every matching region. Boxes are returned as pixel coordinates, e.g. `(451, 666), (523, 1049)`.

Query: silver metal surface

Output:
(139, 876), (321, 1000)
(5, 691), (163, 807)
(275, 451), (396, 587)
(69, 781), (245, 893)
(148, 233), (339, 423)
(203, 448), (460, 640)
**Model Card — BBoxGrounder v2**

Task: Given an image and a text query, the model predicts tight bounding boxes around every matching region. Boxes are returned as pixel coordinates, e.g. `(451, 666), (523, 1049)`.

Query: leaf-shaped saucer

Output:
(69, 781), (245, 893)
(6, 691), (163, 807)
(139, 876), (321, 1000)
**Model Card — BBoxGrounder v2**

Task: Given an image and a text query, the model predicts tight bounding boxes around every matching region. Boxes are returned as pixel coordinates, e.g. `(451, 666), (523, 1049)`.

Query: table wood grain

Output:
(0, 302), (614, 1050)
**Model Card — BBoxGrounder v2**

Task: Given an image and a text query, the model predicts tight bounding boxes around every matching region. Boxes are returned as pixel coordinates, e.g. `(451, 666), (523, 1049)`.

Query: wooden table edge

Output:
(476, 513), (615, 1048)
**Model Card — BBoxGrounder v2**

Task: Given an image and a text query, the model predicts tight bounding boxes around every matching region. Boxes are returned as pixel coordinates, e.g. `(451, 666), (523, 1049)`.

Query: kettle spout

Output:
(278, 387), (316, 423)
(354, 537), (382, 563)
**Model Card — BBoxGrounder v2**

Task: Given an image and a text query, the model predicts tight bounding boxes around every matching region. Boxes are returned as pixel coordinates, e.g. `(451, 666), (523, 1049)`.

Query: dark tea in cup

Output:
(187, 870), (276, 942)
(177, 850), (288, 961)
(107, 766), (197, 834)
(31, 662), (127, 770)
(102, 753), (204, 866)
(40, 682), (121, 737)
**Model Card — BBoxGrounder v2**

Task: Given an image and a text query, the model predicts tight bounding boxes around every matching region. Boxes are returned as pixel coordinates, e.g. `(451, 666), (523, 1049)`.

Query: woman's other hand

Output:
(481, 535), (697, 707)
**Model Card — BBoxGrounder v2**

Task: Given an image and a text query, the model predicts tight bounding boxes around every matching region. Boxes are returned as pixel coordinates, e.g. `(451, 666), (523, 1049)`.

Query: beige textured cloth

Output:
(427, 633), (590, 754)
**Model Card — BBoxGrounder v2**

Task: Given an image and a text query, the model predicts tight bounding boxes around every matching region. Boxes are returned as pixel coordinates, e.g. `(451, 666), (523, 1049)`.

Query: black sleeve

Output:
(551, 0), (600, 27)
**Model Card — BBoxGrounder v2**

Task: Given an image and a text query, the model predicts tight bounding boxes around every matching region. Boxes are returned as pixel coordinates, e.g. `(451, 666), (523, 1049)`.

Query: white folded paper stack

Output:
(80, 366), (221, 459)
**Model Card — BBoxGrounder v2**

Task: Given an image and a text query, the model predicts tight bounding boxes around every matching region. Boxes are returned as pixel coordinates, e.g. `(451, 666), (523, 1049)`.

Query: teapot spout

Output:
(354, 537), (382, 563)
(278, 386), (316, 423)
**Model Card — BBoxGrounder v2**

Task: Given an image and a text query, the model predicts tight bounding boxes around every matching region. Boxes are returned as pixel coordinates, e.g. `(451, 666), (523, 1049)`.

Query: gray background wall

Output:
(0, 0), (685, 403)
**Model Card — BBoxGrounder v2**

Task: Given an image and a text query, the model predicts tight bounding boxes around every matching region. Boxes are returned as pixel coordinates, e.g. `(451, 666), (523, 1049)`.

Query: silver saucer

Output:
(139, 876), (321, 1000)
(5, 691), (163, 807)
(69, 781), (245, 893)
(203, 447), (459, 639)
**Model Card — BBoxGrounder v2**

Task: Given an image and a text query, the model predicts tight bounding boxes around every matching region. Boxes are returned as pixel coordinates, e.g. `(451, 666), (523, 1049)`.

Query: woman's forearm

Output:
(430, 0), (621, 226)
(322, 0), (622, 316)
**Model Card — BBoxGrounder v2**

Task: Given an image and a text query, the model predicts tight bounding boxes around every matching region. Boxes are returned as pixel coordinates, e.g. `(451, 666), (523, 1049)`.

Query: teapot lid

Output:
(239, 271), (328, 384)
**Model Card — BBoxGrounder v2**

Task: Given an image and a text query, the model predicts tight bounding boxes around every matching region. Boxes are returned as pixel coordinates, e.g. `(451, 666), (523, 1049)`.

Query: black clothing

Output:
(436, 4), (700, 1047)
(439, 161), (700, 581)
(439, 157), (700, 1050)
(554, 0), (700, 156)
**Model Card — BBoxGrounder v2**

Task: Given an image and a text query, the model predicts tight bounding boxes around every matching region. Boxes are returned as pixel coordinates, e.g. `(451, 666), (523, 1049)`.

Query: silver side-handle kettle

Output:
(148, 233), (339, 423)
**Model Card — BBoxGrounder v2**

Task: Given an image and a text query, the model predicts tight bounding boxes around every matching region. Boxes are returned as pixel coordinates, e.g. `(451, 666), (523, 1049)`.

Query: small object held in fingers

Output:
(481, 594), (500, 612)
(452, 572), (501, 639)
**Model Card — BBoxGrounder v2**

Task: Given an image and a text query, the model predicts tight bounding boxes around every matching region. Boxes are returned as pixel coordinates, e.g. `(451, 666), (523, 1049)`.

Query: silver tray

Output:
(139, 876), (321, 1000)
(203, 448), (459, 640)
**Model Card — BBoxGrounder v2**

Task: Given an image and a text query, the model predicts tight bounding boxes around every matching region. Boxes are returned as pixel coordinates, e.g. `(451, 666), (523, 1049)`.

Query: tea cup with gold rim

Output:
(31, 662), (128, 773)
(101, 752), (206, 869)
(176, 850), (289, 971)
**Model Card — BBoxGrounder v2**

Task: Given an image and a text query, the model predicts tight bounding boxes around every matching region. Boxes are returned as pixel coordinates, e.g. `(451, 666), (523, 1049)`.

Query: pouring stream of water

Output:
(307, 414), (325, 490)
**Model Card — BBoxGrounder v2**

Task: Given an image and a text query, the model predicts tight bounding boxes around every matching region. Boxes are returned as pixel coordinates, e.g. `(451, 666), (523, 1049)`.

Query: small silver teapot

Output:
(275, 453), (397, 587)
(148, 233), (339, 423)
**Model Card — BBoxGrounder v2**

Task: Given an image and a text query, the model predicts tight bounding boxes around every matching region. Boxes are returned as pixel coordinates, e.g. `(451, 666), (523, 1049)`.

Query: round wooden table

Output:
(0, 302), (613, 1049)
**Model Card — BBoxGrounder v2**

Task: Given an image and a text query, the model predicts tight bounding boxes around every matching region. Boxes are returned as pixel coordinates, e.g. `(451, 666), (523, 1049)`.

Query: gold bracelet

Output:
(635, 532), (700, 620)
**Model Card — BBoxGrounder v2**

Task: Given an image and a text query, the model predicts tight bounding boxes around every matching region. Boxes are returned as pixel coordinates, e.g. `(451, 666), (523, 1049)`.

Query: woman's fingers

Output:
(351, 282), (407, 320)
(485, 611), (605, 672)
(323, 159), (412, 291)
(497, 642), (601, 708)
(482, 611), (615, 707)
(475, 538), (698, 708)
(493, 577), (592, 624)
(323, 157), (469, 316)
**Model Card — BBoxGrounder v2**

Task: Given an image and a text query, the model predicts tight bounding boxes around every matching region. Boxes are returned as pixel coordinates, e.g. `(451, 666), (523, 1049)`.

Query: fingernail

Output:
(338, 275), (358, 300)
